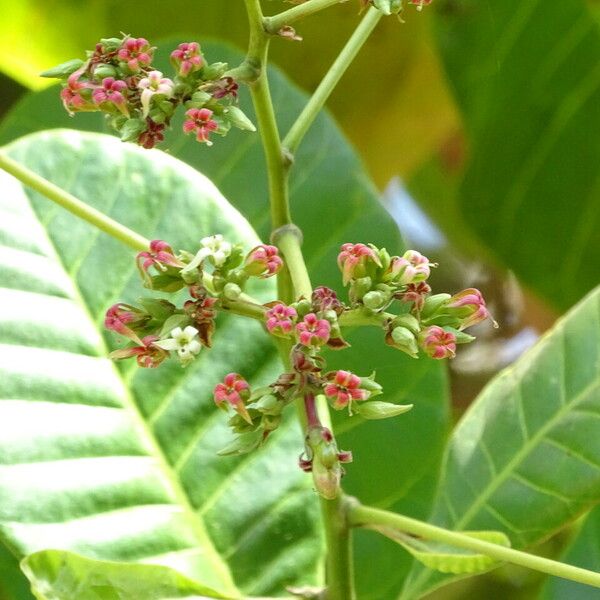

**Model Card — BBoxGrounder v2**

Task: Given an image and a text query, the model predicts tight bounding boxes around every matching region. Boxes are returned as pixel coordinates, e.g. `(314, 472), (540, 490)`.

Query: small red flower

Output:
(419, 326), (456, 359)
(323, 370), (369, 410)
(92, 77), (129, 115)
(447, 288), (495, 330)
(296, 313), (331, 347)
(213, 373), (252, 423)
(337, 243), (381, 285)
(109, 335), (167, 368)
(398, 282), (431, 311)
(265, 303), (297, 336)
(136, 240), (183, 274)
(117, 37), (153, 72)
(104, 303), (147, 344)
(244, 244), (283, 278)
(170, 42), (204, 76)
(183, 108), (218, 145)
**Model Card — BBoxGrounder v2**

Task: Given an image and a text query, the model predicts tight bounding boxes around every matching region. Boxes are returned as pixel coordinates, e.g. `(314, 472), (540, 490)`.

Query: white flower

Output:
(199, 234), (232, 267)
(154, 326), (201, 365)
(138, 70), (174, 117)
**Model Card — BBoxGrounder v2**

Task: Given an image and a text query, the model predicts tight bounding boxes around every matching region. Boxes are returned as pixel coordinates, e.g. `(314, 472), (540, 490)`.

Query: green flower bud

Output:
(203, 61), (229, 80)
(359, 373), (384, 396)
(420, 293), (451, 319)
(224, 106), (256, 132)
(391, 314), (420, 334)
(355, 401), (413, 420)
(387, 326), (419, 358)
(93, 63), (117, 80)
(119, 118), (146, 142)
(217, 430), (262, 456)
(223, 282), (242, 301)
(40, 58), (84, 79)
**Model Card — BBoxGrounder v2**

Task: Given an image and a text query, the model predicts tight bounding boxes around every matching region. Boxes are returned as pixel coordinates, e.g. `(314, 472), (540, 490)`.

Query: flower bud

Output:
(386, 326), (419, 358)
(385, 250), (435, 285)
(446, 288), (496, 330)
(224, 106), (256, 131)
(362, 288), (392, 312)
(419, 326), (457, 359)
(420, 293), (451, 319)
(223, 282), (242, 301)
(355, 401), (413, 420)
(92, 63), (117, 80)
(312, 286), (344, 314)
(304, 427), (351, 500)
(243, 244), (283, 278)
(170, 42), (204, 77)
(337, 243), (382, 285)
(218, 430), (262, 456)
(104, 303), (149, 344)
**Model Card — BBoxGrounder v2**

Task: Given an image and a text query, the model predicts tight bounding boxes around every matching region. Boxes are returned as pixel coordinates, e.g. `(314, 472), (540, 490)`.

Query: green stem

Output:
(282, 7), (383, 154)
(0, 151), (150, 252)
(243, 2), (353, 597)
(349, 504), (600, 589)
(244, 0), (291, 229)
(264, 0), (344, 34)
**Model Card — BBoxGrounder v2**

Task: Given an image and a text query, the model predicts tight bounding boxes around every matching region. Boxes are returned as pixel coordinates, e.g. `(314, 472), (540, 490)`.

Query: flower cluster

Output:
(105, 235), (282, 368)
(336, 243), (496, 360)
(42, 35), (254, 149)
(105, 233), (492, 500)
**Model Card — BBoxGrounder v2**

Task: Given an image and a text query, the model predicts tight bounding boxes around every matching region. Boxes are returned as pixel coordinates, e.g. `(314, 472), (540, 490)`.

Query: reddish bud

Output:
(386, 250), (434, 285)
(447, 288), (496, 330)
(244, 244), (283, 278)
(312, 286), (344, 314)
(104, 303), (148, 344)
(136, 240), (183, 275)
(337, 243), (381, 285)
(419, 326), (457, 359)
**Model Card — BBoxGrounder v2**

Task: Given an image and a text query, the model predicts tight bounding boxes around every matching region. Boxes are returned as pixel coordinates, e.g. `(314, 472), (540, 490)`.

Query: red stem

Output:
(304, 391), (321, 428)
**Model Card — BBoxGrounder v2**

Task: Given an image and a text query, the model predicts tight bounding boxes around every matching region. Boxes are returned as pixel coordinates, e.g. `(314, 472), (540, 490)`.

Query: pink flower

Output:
(447, 288), (495, 330)
(213, 373), (251, 423)
(398, 281), (431, 311)
(419, 326), (456, 359)
(183, 108), (218, 145)
(117, 37), (153, 72)
(265, 303), (297, 336)
(244, 244), (283, 278)
(323, 370), (368, 410)
(296, 313), (331, 347)
(60, 68), (93, 115)
(386, 250), (434, 285)
(109, 335), (167, 368)
(337, 243), (381, 285)
(136, 240), (183, 274)
(92, 78), (129, 115)
(104, 303), (147, 344)
(170, 42), (204, 76)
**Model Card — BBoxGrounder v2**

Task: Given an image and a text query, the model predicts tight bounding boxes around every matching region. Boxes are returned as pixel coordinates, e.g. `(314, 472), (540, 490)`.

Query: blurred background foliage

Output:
(0, 0), (599, 598)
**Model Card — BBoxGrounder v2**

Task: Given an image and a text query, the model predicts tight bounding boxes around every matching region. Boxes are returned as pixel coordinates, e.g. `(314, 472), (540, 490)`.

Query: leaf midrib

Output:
(19, 184), (238, 594)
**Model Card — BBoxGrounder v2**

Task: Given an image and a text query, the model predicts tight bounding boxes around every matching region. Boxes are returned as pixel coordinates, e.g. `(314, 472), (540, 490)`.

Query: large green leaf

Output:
(0, 40), (450, 599)
(541, 506), (600, 600)
(418, 0), (600, 310)
(0, 131), (323, 598)
(21, 550), (226, 600)
(401, 286), (600, 598)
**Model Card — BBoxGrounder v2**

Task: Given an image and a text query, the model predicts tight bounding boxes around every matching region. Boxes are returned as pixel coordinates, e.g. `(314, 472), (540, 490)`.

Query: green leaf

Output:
(21, 549), (226, 600)
(419, 0), (600, 310)
(401, 286), (600, 598)
(541, 506), (600, 600)
(0, 40), (451, 600)
(372, 526), (510, 575)
(0, 130), (323, 598)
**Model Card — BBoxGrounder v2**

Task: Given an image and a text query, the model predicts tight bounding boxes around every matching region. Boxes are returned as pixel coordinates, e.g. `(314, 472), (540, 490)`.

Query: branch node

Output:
(271, 223), (303, 246)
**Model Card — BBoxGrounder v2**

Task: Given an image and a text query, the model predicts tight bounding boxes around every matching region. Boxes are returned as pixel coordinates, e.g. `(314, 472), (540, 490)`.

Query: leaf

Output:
(401, 286), (600, 598)
(418, 0), (600, 310)
(541, 505), (600, 600)
(21, 549), (227, 600)
(0, 40), (451, 600)
(0, 130), (324, 598)
(371, 526), (510, 575)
